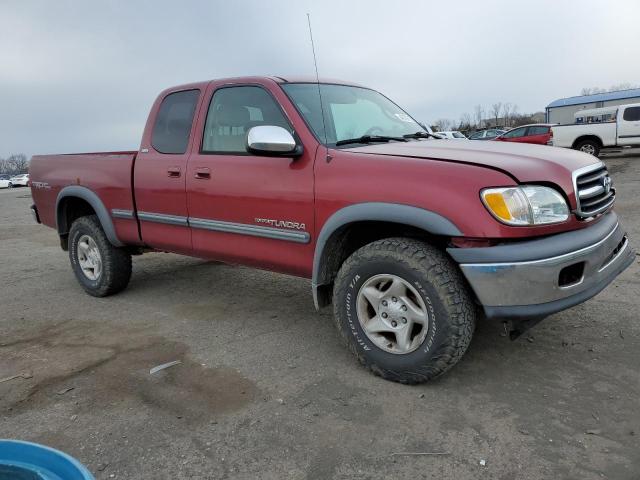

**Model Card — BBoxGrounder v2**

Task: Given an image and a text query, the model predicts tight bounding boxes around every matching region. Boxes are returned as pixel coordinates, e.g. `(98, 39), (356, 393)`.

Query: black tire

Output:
(575, 139), (600, 157)
(68, 215), (132, 297)
(332, 238), (476, 384)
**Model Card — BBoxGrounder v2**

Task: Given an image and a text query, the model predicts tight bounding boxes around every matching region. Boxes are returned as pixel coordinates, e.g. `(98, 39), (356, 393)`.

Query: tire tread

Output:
(69, 215), (132, 297)
(332, 237), (476, 384)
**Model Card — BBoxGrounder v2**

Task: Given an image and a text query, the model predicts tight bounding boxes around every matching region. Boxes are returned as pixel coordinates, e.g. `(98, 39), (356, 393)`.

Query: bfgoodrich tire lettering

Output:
(333, 238), (476, 383)
(68, 215), (132, 297)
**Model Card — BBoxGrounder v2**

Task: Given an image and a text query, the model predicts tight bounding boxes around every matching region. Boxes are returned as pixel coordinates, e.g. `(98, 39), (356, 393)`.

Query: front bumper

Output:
(448, 212), (634, 320)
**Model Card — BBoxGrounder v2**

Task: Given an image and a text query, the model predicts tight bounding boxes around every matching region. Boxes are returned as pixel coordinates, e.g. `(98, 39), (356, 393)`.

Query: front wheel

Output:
(575, 139), (600, 157)
(332, 238), (476, 384)
(68, 215), (132, 297)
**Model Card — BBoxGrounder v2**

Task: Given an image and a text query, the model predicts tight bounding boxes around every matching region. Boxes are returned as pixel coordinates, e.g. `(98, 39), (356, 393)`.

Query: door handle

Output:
(167, 166), (181, 178)
(194, 167), (211, 179)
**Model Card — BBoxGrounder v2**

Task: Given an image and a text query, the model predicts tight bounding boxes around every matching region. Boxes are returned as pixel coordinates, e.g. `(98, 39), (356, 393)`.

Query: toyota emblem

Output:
(603, 176), (612, 193)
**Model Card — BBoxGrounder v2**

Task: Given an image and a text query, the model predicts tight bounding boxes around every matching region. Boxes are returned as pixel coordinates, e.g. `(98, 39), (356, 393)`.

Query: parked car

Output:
(9, 174), (30, 187)
(0, 178), (12, 189)
(29, 76), (634, 384)
(494, 124), (555, 145)
(468, 129), (505, 140)
(551, 103), (640, 157)
(436, 131), (467, 140)
(0, 174), (10, 180)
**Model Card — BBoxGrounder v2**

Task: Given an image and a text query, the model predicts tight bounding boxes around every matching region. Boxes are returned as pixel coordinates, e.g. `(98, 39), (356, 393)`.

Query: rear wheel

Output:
(332, 238), (476, 384)
(68, 215), (132, 297)
(575, 139), (600, 157)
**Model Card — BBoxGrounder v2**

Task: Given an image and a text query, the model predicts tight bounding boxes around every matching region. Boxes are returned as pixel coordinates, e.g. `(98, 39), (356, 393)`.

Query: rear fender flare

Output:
(312, 202), (462, 308)
(56, 185), (124, 247)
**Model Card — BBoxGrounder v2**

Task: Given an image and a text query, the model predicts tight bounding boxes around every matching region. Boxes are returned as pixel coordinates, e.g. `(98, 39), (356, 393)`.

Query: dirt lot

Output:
(1, 156), (639, 480)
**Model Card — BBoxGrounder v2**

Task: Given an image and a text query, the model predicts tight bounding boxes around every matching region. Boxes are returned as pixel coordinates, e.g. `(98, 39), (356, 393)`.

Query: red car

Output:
(29, 77), (633, 383)
(494, 124), (554, 145)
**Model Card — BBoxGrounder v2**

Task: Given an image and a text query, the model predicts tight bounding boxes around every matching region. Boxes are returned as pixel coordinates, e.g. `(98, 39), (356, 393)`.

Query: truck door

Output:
(134, 88), (202, 254)
(618, 105), (640, 145)
(185, 83), (315, 277)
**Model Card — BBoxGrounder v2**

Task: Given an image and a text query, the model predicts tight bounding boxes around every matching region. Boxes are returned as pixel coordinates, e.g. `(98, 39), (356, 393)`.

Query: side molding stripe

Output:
(111, 209), (134, 219)
(134, 211), (310, 243)
(190, 217), (310, 244)
(137, 211), (189, 226)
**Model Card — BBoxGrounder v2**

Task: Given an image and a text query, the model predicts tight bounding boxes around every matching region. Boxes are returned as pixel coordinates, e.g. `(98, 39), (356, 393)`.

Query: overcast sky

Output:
(1, 0), (638, 158)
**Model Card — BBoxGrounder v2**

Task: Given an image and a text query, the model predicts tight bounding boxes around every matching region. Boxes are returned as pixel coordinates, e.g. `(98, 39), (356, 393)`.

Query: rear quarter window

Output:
(151, 89), (200, 154)
(623, 106), (640, 122)
(527, 126), (549, 135)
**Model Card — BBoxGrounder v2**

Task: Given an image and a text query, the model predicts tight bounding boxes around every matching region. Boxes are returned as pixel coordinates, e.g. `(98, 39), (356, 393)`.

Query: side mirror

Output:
(247, 126), (303, 157)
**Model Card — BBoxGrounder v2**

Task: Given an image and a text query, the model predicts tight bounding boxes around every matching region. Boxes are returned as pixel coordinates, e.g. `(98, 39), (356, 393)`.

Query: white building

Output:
(546, 88), (640, 124)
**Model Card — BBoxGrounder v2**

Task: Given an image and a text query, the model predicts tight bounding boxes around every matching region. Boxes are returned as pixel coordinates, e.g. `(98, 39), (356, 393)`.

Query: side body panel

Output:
(29, 152), (141, 245)
(134, 84), (208, 255)
(551, 123), (616, 148)
(185, 79), (319, 277)
(314, 150), (577, 240)
(525, 132), (551, 145)
(617, 105), (640, 145)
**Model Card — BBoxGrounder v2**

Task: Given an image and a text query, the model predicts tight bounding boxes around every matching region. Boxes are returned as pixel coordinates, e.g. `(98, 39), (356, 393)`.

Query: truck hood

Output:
(343, 139), (600, 184)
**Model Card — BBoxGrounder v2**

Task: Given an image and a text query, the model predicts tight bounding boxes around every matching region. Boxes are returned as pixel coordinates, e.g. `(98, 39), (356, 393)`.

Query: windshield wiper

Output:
(403, 131), (441, 139)
(335, 135), (408, 146)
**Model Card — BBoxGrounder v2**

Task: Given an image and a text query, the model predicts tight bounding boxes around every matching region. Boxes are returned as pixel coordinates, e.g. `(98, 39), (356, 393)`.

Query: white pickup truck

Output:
(551, 103), (640, 157)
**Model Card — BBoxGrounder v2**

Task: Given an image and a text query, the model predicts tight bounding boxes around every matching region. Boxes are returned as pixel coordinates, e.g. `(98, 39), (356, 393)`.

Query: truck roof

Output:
(164, 76), (364, 93)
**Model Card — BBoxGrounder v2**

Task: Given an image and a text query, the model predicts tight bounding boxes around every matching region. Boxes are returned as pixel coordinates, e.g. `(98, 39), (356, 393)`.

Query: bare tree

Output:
(608, 82), (639, 92)
(4, 154), (29, 174)
(433, 118), (453, 132)
(459, 113), (472, 131)
(501, 102), (513, 127)
(581, 87), (607, 96)
(509, 104), (520, 127)
(473, 105), (484, 129)
(490, 102), (502, 127)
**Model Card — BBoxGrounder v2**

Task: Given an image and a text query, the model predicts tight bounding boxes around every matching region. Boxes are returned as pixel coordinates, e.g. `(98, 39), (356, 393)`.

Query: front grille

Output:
(574, 164), (615, 218)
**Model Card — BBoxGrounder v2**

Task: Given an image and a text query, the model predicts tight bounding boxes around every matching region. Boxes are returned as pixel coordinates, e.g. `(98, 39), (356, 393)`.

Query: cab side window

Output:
(202, 86), (291, 153)
(151, 90), (200, 154)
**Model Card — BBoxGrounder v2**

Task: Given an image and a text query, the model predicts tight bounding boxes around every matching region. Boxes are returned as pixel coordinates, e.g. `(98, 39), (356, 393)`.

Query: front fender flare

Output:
(56, 185), (124, 247)
(312, 202), (462, 308)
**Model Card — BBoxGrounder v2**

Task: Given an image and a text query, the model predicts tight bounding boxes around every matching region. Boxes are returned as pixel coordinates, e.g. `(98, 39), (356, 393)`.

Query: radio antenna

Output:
(307, 13), (329, 147)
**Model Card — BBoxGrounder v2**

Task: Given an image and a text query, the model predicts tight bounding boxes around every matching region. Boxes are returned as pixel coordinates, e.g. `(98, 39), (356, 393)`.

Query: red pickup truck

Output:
(30, 76), (634, 383)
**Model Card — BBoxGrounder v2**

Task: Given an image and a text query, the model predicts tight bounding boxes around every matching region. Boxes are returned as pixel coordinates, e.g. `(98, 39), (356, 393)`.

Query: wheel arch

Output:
(572, 135), (603, 149)
(56, 186), (123, 249)
(312, 202), (462, 309)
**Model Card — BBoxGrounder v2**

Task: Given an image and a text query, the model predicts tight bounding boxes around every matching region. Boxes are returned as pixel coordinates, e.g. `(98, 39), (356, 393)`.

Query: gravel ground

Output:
(1, 155), (639, 479)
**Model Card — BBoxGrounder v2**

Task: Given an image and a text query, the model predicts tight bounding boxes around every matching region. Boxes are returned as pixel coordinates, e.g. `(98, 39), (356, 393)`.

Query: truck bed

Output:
(551, 122), (616, 148)
(30, 151), (141, 245)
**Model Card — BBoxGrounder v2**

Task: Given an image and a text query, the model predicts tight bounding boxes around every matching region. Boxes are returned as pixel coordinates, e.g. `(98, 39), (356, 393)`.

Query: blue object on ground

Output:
(0, 440), (94, 480)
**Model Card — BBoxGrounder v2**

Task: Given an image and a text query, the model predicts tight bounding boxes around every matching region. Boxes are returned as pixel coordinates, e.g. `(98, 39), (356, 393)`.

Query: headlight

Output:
(481, 186), (569, 225)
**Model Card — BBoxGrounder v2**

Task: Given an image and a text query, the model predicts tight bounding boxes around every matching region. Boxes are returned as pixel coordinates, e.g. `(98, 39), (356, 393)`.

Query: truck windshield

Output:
(281, 83), (427, 146)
